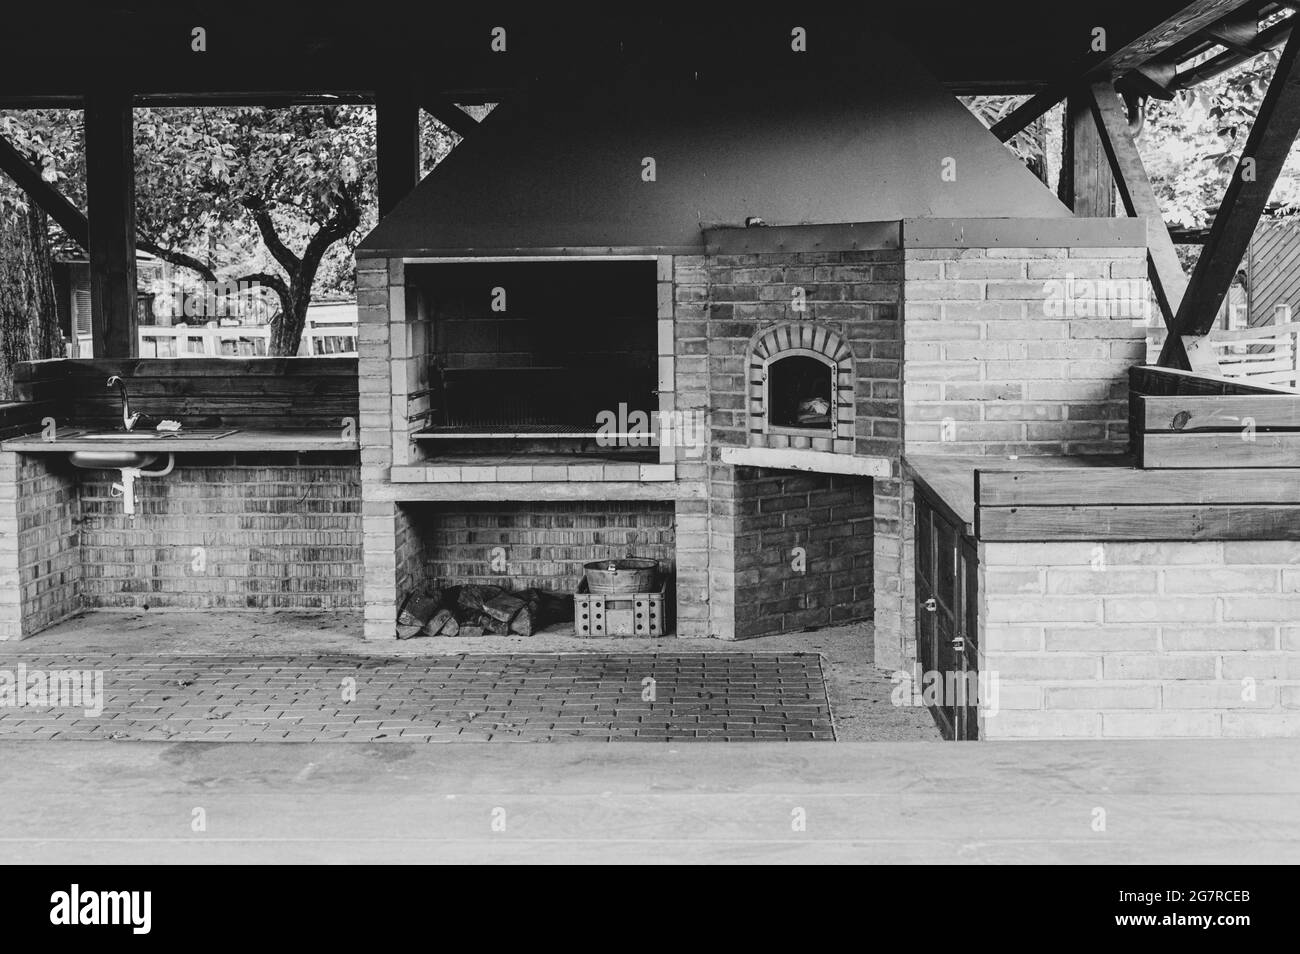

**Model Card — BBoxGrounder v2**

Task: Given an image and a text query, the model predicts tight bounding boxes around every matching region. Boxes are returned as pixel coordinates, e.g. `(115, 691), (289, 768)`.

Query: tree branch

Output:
(232, 270), (290, 302)
(302, 188), (361, 267)
(135, 235), (217, 284)
(240, 196), (300, 274)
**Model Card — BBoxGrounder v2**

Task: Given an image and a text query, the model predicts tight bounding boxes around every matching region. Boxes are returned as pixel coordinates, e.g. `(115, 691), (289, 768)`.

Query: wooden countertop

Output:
(904, 453), (1134, 531)
(2, 428), (358, 453)
(903, 452), (1300, 542)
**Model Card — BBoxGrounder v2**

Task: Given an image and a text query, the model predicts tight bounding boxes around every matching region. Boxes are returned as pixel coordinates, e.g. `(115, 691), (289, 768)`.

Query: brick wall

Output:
(408, 501), (675, 594)
(77, 454), (361, 610)
(0, 452), (354, 634)
(873, 472), (915, 669)
(701, 250), (903, 455)
(357, 256), (406, 637)
(674, 250), (900, 640)
(0, 452), (79, 639)
(903, 245), (1148, 456)
(671, 256), (714, 636)
(873, 239), (1152, 668)
(982, 540), (1300, 739)
(733, 468), (872, 639)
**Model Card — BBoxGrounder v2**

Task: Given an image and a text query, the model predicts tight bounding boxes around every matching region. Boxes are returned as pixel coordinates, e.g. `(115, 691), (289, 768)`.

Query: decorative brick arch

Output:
(746, 322), (855, 451)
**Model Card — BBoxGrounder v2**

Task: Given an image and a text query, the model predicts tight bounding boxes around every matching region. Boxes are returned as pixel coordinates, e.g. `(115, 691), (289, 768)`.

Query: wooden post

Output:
(85, 87), (137, 358)
(1160, 24), (1300, 364)
(376, 86), (420, 219)
(1087, 81), (1202, 372)
(1059, 91), (1115, 217)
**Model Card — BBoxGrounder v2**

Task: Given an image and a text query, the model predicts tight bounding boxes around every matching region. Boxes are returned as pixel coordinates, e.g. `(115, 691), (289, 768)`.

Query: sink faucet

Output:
(106, 375), (140, 432)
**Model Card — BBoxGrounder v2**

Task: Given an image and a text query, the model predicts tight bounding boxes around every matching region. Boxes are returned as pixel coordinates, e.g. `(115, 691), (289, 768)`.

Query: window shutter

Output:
(73, 282), (92, 334)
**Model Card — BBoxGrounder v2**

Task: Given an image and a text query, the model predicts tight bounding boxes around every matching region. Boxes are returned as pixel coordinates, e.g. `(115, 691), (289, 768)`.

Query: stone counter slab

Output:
(2, 429), (359, 453)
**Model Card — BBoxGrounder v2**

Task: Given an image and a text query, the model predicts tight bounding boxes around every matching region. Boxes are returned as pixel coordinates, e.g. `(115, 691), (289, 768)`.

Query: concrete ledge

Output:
(902, 217), (1148, 249)
(704, 221), (901, 255)
(720, 446), (891, 477)
(390, 463), (678, 483)
(370, 481), (706, 502)
(3, 740), (1297, 863)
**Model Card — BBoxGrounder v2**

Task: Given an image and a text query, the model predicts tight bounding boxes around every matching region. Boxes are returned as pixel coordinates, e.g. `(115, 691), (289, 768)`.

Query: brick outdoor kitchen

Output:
(2, 33), (1299, 744)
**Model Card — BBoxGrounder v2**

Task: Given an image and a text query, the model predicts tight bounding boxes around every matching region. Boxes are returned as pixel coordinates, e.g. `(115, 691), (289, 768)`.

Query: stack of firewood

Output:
(396, 583), (574, 639)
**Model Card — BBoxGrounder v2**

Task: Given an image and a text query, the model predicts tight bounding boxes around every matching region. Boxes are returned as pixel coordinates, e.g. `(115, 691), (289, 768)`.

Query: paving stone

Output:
(0, 653), (834, 742)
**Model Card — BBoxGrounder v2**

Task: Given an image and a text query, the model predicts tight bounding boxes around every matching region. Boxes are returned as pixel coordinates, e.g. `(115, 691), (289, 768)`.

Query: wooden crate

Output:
(574, 578), (667, 637)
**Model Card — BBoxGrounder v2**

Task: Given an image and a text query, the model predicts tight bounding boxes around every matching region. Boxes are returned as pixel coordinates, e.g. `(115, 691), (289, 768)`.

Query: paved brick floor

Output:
(0, 653), (834, 742)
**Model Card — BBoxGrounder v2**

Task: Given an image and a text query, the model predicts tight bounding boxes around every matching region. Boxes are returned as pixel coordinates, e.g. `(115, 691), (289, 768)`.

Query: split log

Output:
(396, 591), (441, 640)
(457, 584), (503, 618)
(508, 591), (542, 636)
(482, 592), (525, 624)
(509, 603), (534, 636)
(421, 608), (455, 637)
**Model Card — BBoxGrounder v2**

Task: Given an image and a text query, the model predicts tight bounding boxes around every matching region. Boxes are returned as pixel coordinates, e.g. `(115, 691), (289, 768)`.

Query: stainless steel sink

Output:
(64, 428), (239, 441)
(76, 432), (168, 440)
(68, 450), (161, 469)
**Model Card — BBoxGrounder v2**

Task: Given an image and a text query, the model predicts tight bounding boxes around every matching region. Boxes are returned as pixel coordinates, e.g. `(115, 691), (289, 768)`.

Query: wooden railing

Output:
(15, 357), (359, 430)
(1203, 319), (1300, 390)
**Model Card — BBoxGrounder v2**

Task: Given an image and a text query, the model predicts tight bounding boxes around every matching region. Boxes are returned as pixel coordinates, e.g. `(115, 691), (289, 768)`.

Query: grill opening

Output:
(411, 260), (657, 438)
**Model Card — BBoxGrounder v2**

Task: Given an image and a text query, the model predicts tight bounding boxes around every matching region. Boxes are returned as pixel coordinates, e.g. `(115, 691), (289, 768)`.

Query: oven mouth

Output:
(767, 354), (835, 431)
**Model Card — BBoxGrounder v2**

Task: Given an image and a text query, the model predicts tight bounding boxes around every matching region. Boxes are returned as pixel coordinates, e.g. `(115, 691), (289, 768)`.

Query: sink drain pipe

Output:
(110, 453), (176, 516)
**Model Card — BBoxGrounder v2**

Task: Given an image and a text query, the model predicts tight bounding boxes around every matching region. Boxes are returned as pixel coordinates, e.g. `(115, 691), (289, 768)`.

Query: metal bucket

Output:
(583, 558), (657, 595)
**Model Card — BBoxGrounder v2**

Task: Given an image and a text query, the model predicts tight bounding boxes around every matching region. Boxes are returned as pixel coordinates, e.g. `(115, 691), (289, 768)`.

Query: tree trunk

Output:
(271, 281), (310, 356)
(0, 206), (61, 401)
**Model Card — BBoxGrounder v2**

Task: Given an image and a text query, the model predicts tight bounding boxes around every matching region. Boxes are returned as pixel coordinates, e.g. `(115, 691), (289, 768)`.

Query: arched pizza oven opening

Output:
(747, 322), (855, 452)
(768, 354), (835, 430)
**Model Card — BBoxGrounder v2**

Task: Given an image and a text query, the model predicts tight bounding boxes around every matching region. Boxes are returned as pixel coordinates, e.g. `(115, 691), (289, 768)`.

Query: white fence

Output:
(73, 314), (357, 358)
(1204, 315), (1300, 390)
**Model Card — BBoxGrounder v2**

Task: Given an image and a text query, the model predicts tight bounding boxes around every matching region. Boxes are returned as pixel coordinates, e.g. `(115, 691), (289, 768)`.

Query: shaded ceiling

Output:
(0, 1), (1194, 104)
(359, 35), (1071, 256)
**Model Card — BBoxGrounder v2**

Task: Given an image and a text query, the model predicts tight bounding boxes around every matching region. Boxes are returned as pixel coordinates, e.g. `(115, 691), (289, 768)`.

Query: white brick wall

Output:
(903, 245), (1149, 456)
(980, 540), (1300, 739)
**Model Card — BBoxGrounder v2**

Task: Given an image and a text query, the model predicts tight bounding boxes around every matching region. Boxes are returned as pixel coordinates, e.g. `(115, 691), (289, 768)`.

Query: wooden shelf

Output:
(2, 429), (358, 453)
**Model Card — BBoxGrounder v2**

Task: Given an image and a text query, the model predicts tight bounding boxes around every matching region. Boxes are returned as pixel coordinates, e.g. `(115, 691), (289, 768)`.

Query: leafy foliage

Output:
(1139, 50), (1300, 228)
(1, 103), (465, 353)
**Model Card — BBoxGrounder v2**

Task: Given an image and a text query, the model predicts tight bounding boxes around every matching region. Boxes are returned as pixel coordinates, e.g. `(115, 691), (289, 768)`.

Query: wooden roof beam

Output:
(1172, 12), (1295, 88)
(1201, 11), (1265, 54)
(1159, 23), (1300, 365)
(1088, 80), (1197, 370)
(993, 0), (1260, 141)
(1119, 61), (1179, 99)
(419, 94), (481, 139)
(0, 131), (89, 249)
